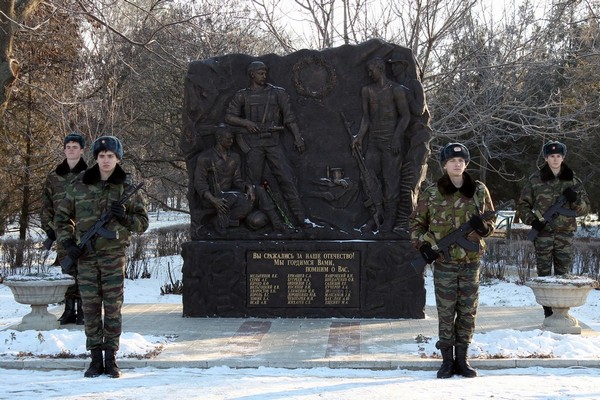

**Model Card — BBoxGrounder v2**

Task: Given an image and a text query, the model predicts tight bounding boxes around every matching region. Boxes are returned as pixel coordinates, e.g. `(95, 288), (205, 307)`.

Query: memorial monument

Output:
(180, 39), (432, 318)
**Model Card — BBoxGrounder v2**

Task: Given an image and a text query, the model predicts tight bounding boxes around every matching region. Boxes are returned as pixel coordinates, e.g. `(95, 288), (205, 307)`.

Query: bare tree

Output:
(0, 0), (44, 117)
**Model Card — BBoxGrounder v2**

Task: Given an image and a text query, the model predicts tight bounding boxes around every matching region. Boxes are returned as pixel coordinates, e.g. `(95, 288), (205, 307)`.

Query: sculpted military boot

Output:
(104, 349), (122, 378)
(264, 208), (292, 233)
(436, 345), (454, 379)
(58, 298), (76, 325)
(84, 349), (104, 378)
(454, 345), (478, 378)
(75, 298), (85, 325)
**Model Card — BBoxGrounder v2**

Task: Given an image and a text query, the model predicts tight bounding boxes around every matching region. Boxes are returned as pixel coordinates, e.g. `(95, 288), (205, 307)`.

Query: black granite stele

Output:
(182, 240), (425, 318)
(180, 39), (430, 319)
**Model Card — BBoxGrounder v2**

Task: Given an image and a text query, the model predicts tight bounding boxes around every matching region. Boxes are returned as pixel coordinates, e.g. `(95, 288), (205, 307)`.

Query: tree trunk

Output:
(0, 0), (44, 116)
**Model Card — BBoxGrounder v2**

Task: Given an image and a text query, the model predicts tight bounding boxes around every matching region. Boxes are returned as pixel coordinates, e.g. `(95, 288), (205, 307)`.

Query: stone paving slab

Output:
(0, 304), (598, 371)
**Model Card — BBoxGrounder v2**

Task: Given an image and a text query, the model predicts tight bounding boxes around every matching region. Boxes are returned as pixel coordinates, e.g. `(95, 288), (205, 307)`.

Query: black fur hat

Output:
(63, 132), (86, 149)
(439, 142), (470, 165)
(92, 136), (123, 160)
(542, 140), (567, 157)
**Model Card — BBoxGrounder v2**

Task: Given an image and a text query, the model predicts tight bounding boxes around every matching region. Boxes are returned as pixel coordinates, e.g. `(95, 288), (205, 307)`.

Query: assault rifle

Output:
(410, 208), (498, 275)
(59, 182), (144, 273)
(340, 111), (384, 231)
(527, 181), (583, 242)
(207, 160), (222, 197)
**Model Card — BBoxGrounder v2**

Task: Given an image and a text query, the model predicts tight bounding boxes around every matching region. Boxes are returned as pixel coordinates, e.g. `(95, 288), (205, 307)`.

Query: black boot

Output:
(454, 345), (478, 378)
(104, 349), (122, 378)
(543, 306), (553, 318)
(84, 349), (104, 378)
(58, 298), (76, 325)
(437, 346), (454, 379)
(75, 298), (85, 325)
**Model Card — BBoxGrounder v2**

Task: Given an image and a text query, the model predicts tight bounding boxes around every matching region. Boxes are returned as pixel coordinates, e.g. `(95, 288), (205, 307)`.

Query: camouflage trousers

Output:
(433, 261), (480, 348)
(77, 250), (126, 351)
(534, 231), (574, 277)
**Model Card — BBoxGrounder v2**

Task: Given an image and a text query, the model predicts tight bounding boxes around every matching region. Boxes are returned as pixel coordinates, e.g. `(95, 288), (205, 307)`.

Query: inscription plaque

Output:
(247, 251), (360, 308)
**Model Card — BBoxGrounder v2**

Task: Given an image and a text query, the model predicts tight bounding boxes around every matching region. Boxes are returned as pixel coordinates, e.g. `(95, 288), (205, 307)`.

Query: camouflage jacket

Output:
(40, 158), (88, 233)
(55, 164), (148, 253)
(409, 172), (495, 264)
(516, 162), (589, 233)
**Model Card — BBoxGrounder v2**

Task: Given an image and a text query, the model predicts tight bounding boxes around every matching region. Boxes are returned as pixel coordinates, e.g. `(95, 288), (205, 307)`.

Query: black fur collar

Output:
(55, 158), (88, 176)
(539, 162), (574, 182)
(437, 172), (477, 198)
(82, 163), (127, 185)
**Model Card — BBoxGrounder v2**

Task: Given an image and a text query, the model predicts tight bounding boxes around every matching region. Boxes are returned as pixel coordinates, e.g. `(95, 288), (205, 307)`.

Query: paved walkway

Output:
(1, 304), (598, 371)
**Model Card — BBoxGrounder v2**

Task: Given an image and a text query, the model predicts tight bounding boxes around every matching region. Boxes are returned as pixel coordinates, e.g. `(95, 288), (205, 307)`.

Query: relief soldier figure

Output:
(194, 124), (255, 234)
(351, 57), (411, 233)
(194, 123), (290, 234)
(225, 61), (309, 228)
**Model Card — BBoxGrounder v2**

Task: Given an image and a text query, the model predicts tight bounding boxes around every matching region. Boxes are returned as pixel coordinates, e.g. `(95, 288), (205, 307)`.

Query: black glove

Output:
(563, 187), (577, 203)
(110, 201), (127, 222)
(419, 243), (440, 264)
(531, 218), (546, 232)
(45, 228), (56, 241)
(63, 239), (82, 261)
(469, 215), (490, 236)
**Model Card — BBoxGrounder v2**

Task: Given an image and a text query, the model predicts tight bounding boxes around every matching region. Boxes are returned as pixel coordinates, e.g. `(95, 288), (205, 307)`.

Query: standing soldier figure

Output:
(410, 143), (495, 379)
(352, 57), (411, 233)
(55, 136), (148, 378)
(40, 132), (88, 325)
(517, 140), (590, 317)
(225, 60), (309, 228)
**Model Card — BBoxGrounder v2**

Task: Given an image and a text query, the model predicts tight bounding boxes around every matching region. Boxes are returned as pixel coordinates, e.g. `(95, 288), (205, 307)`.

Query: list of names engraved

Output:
(248, 274), (279, 306)
(247, 251), (359, 307)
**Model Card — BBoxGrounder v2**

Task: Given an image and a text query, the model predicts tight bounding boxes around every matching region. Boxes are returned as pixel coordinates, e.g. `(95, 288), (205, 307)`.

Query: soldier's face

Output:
(217, 132), (234, 148)
(64, 142), (84, 161)
(444, 157), (467, 177)
(545, 154), (564, 170)
(251, 70), (267, 85)
(97, 151), (119, 174)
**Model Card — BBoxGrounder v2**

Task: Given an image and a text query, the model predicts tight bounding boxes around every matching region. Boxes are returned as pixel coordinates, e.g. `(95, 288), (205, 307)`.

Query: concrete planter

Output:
(525, 277), (596, 334)
(5, 276), (75, 331)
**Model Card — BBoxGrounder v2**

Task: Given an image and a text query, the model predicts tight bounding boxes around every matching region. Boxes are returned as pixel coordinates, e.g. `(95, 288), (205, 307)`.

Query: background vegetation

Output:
(1, 0), (599, 245)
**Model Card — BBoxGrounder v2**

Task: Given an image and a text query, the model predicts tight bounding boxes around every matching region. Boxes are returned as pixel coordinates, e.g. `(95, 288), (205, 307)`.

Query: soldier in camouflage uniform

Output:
(516, 141), (590, 317)
(409, 143), (495, 379)
(40, 132), (88, 325)
(55, 136), (148, 379)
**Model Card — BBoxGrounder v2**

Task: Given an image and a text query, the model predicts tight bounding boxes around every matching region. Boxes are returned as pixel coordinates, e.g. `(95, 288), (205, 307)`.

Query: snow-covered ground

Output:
(1, 211), (599, 399)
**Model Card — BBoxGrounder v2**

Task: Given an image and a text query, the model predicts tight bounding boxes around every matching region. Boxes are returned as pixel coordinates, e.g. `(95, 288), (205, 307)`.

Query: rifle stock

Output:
(59, 182), (144, 273)
(43, 237), (54, 251)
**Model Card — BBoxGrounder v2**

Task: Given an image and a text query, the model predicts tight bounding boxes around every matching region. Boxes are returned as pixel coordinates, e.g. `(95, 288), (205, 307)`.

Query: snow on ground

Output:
(1, 211), (599, 399)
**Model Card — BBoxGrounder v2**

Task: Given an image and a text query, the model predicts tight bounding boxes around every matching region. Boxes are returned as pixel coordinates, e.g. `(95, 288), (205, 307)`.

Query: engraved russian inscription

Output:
(247, 251), (359, 307)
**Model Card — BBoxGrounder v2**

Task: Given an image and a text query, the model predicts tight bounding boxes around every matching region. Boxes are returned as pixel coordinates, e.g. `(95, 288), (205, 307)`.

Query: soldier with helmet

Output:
(55, 136), (148, 379)
(517, 140), (590, 317)
(40, 132), (88, 325)
(409, 143), (495, 379)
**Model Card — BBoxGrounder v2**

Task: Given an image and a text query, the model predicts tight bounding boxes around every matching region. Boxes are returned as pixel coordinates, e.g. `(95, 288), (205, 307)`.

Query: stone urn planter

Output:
(4, 271), (75, 331)
(525, 276), (597, 334)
